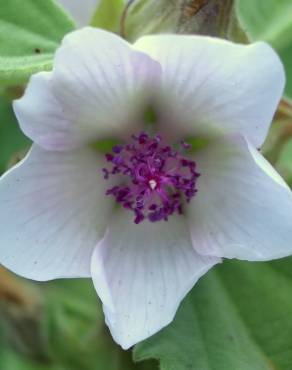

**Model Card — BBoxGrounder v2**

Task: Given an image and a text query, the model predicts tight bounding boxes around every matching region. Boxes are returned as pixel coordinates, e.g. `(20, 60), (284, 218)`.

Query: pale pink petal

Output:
(188, 135), (292, 260)
(0, 145), (113, 280)
(135, 35), (285, 147)
(14, 28), (161, 151)
(56, 0), (100, 27)
(91, 210), (219, 349)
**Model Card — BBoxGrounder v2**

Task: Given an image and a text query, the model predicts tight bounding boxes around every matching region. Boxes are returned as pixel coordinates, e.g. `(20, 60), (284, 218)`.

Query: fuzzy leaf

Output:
(236, 0), (292, 100)
(0, 0), (75, 86)
(134, 259), (292, 370)
(0, 97), (30, 174)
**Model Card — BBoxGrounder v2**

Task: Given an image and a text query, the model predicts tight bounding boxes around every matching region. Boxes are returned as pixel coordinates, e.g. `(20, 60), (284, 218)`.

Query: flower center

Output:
(102, 132), (200, 224)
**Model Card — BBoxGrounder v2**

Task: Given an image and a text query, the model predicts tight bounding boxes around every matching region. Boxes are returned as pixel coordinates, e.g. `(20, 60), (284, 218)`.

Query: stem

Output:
(120, 0), (136, 38)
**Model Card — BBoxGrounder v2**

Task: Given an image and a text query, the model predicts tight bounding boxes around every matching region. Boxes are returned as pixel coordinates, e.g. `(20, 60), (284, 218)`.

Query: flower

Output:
(55, 0), (100, 27)
(0, 27), (292, 349)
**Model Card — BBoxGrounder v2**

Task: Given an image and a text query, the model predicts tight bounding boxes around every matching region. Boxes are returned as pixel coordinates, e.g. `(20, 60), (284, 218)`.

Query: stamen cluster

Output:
(103, 132), (200, 224)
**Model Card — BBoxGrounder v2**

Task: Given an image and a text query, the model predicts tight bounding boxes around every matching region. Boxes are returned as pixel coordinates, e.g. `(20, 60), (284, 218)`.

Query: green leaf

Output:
(0, 273), (156, 370)
(276, 138), (292, 187)
(134, 259), (292, 370)
(0, 346), (59, 370)
(0, 0), (75, 86)
(236, 0), (292, 100)
(0, 96), (31, 174)
(91, 0), (124, 32)
(42, 279), (156, 370)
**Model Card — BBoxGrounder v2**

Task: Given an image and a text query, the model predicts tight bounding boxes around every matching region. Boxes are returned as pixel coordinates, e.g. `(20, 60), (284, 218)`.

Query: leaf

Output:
(43, 279), (156, 370)
(0, 0), (75, 86)
(134, 259), (292, 370)
(0, 346), (59, 370)
(0, 96), (31, 174)
(236, 0), (292, 100)
(91, 0), (124, 32)
(0, 273), (156, 370)
(276, 138), (292, 187)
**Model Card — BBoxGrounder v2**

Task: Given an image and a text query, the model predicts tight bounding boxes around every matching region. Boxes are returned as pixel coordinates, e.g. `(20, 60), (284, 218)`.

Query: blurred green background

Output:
(1, 0), (292, 369)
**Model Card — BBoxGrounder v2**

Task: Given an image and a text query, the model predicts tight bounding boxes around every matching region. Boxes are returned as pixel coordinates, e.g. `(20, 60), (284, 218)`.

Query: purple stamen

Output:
(102, 132), (200, 224)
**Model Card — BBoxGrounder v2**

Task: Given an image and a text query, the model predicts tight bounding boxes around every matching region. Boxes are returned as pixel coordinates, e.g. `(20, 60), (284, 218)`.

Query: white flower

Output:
(0, 27), (292, 349)
(55, 0), (100, 27)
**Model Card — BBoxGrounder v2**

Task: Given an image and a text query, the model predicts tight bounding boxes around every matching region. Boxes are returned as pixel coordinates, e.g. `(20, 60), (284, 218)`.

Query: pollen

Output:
(149, 179), (157, 190)
(102, 132), (200, 224)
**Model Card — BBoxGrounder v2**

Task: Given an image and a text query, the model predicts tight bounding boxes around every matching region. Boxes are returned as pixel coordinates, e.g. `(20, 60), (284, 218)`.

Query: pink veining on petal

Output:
(102, 132), (200, 224)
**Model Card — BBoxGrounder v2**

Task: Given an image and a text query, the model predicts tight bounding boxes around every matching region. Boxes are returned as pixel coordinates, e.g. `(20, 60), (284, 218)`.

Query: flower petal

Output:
(55, 0), (100, 27)
(91, 210), (219, 349)
(0, 145), (113, 280)
(134, 35), (285, 147)
(187, 135), (292, 261)
(14, 28), (161, 151)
